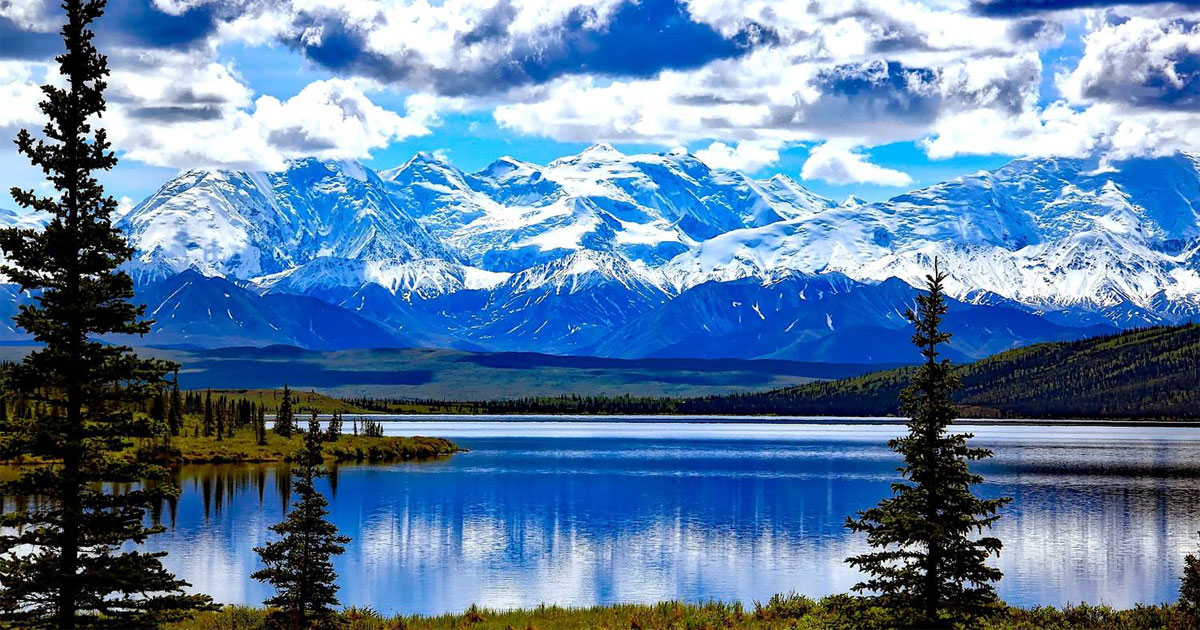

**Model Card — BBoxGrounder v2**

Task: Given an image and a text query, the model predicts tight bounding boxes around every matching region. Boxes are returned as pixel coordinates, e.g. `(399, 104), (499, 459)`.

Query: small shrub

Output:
(753, 592), (815, 621)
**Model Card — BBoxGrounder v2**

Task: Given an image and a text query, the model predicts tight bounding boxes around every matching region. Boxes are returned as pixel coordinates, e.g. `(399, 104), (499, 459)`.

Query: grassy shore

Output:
(163, 596), (1193, 630)
(133, 428), (460, 465)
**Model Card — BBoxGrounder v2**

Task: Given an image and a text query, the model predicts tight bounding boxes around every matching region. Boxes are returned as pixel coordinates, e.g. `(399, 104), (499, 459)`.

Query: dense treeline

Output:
(341, 393), (683, 415)
(341, 324), (1200, 420)
(734, 324), (1200, 420)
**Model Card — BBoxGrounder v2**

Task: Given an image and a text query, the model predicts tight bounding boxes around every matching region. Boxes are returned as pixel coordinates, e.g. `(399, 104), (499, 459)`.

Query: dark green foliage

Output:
(324, 411), (343, 442)
(706, 324), (1200, 419)
(360, 417), (384, 438)
(252, 414), (350, 629)
(274, 384), (295, 437)
(0, 1), (211, 627)
(215, 398), (225, 442)
(257, 405), (268, 446)
(169, 371), (183, 436)
(845, 263), (1010, 629)
(1181, 537), (1200, 622)
(151, 387), (166, 428)
(203, 390), (214, 437)
(345, 393), (681, 415)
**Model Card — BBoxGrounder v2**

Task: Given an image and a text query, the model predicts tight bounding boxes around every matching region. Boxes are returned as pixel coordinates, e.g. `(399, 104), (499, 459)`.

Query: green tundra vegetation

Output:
(163, 597), (1200, 630)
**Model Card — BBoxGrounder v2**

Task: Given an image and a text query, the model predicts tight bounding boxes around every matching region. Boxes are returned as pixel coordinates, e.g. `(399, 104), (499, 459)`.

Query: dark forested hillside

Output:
(345, 324), (1198, 419)
(688, 324), (1200, 419)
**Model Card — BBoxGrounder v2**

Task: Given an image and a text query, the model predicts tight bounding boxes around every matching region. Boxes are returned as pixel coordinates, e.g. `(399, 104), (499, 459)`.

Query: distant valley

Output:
(0, 344), (891, 400)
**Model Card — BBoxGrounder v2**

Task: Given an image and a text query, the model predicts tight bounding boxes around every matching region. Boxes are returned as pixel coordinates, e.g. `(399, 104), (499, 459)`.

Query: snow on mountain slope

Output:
(0, 208), (49, 283)
(256, 256), (508, 301)
(438, 250), (673, 354)
(7, 147), (1200, 359)
(379, 152), (499, 242)
(663, 153), (1200, 320)
(118, 158), (460, 285)
(380, 144), (836, 272)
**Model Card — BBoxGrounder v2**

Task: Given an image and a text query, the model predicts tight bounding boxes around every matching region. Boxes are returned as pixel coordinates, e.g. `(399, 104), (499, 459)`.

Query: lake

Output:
(147, 418), (1200, 615)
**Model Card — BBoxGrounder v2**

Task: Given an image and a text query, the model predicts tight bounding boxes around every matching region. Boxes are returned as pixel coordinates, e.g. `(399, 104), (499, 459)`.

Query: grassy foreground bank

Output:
(165, 596), (1195, 630)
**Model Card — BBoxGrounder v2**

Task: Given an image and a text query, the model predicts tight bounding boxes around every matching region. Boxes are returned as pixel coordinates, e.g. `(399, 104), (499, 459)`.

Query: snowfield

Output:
(2, 146), (1198, 360)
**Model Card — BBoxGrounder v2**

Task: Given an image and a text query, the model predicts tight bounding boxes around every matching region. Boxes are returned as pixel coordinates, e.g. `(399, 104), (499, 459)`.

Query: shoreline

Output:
(309, 413), (1200, 428)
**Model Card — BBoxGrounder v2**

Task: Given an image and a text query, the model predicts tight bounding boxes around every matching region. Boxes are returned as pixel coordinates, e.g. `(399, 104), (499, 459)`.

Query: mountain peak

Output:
(840, 195), (867, 207)
(381, 151), (469, 188)
(283, 157), (371, 182)
(409, 150), (449, 165)
(546, 142), (628, 170)
(476, 155), (542, 181)
(581, 142), (622, 157)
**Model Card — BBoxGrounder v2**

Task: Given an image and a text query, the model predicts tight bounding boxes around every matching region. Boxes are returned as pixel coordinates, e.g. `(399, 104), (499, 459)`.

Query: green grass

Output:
(163, 596), (1195, 630)
(135, 426), (460, 465)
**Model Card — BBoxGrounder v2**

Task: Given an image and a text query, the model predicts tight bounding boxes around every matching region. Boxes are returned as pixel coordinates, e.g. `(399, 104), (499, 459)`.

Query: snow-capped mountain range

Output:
(4, 145), (1199, 362)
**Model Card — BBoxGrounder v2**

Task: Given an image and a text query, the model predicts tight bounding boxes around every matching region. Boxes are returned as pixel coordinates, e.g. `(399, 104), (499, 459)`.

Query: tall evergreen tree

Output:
(0, 1), (211, 626)
(253, 413), (350, 629)
(845, 262), (1010, 629)
(215, 396), (225, 442)
(275, 384), (294, 438)
(203, 390), (213, 437)
(150, 387), (165, 429)
(257, 405), (268, 446)
(168, 370), (182, 437)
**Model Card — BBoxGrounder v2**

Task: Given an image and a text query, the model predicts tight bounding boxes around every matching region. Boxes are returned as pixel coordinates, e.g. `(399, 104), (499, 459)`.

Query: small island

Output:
(137, 431), (461, 465)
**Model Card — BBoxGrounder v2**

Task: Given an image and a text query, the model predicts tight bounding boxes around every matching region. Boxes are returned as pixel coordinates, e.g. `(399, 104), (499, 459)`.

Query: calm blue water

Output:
(148, 419), (1200, 615)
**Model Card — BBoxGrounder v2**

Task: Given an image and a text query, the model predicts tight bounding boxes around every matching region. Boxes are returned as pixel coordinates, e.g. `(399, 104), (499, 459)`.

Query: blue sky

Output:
(2, 0), (1197, 207)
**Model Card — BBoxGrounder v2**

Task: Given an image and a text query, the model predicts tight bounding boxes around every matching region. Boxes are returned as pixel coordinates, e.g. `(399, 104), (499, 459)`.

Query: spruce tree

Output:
(257, 405), (268, 446)
(845, 262), (1010, 629)
(0, 1), (211, 626)
(325, 411), (343, 442)
(203, 389), (214, 437)
(253, 413), (350, 629)
(275, 384), (294, 438)
(215, 397), (224, 442)
(168, 370), (182, 437)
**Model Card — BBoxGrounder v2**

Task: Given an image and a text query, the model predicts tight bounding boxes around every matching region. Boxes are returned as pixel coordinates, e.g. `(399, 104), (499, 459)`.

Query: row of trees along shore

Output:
(1, 1), (1200, 629)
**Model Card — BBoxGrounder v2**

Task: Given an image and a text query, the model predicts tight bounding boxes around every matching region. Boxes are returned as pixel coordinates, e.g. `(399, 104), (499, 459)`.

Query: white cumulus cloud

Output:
(800, 143), (913, 187)
(111, 78), (434, 170)
(694, 141), (780, 171)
